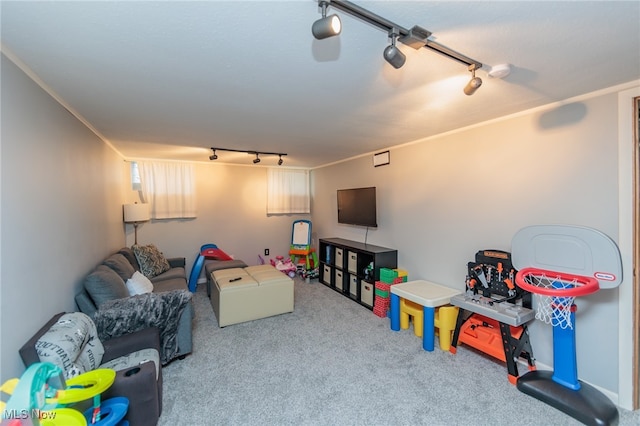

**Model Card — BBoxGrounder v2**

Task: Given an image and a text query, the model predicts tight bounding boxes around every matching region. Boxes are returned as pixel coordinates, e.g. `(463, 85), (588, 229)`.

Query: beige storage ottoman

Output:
(211, 265), (294, 327)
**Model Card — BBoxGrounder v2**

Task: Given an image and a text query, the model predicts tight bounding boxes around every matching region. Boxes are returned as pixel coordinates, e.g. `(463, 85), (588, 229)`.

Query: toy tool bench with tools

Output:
(449, 250), (536, 384)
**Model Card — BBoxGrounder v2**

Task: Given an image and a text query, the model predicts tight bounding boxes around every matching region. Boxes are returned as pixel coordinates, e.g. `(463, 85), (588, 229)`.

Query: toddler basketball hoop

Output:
(511, 224), (622, 426)
(515, 267), (599, 330)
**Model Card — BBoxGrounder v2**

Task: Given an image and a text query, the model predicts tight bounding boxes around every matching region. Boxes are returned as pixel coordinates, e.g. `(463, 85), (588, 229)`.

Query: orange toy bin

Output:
(457, 314), (524, 362)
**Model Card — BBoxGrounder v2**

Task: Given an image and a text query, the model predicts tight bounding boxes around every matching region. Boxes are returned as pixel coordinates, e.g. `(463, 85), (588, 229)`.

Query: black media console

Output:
(319, 238), (397, 310)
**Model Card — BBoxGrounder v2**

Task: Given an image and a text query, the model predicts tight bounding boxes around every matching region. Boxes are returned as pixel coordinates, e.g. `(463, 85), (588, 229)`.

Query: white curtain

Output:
(267, 168), (310, 214)
(138, 161), (197, 219)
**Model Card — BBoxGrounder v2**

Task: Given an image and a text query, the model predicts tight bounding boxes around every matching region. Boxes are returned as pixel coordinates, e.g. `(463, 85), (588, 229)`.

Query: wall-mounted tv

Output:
(337, 187), (378, 228)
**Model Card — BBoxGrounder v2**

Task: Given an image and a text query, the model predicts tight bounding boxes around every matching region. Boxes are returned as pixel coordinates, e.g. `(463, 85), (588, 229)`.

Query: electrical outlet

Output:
(264, 249), (270, 256)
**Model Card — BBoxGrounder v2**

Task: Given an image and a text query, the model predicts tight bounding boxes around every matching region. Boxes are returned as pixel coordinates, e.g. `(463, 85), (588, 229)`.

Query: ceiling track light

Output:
(383, 28), (406, 69)
(208, 147), (287, 165)
(312, 1), (342, 40)
(312, 1), (485, 90)
(464, 64), (483, 96)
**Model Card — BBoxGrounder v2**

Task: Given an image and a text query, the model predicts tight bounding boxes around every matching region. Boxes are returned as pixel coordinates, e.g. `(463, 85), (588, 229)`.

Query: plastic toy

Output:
(0, 363), (87, 426)
(271, 256), (297, 278)
(288, 220), (318, 271)
(512, 224), (623, 425)
(1, 364), (128, 426)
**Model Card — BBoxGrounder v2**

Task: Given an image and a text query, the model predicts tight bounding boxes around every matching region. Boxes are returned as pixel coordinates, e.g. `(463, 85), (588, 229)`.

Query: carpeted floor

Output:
(158, 278), (640, 425)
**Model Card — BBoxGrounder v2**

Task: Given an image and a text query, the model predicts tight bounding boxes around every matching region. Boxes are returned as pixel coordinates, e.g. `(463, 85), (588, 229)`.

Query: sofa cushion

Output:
(85, 265), (129, 308)
(104, 253), (136, 282)
(126, 271), (154, 296)
(99, 348), (160, 379)
(151, 267), (186, 283)
(36, 312), (105, 379)
(118, 247), (141, 271)
(133, 244), (170, 279)
(151, 278), (188, 293)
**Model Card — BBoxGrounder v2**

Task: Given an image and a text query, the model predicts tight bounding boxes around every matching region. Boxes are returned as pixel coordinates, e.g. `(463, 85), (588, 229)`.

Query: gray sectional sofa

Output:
(75, 246), (193, 360)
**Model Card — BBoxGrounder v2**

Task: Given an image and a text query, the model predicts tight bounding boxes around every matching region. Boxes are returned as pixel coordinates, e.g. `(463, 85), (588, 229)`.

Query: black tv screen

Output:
(337, 187), (378, 228)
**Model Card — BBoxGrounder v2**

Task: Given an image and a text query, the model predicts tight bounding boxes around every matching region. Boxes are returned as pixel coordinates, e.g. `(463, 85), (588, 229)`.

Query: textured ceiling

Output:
(2, 1), (639, 168)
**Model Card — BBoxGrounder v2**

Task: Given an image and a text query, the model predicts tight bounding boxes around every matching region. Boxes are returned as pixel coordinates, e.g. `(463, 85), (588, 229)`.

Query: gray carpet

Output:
(158, 278), (640, 425)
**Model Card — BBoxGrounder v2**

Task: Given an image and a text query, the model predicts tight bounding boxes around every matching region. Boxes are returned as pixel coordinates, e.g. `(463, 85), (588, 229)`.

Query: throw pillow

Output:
(118, 247), (141, 271)
(103, 253), (135, 281)
(84, 265), (129, 308)
(126, 271), (154, 295)
(36, 312), (104, 379)
(132, 244), (170, 279)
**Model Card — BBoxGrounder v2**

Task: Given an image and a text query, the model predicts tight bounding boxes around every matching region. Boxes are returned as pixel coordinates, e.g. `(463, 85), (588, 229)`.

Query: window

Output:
(130, 161), (142, 191)
(267, 168), (310, 214)
(137, 161), (196, 219)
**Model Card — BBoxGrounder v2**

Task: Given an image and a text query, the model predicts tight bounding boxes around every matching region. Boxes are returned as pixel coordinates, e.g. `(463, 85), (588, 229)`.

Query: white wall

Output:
(125, 163), (311, 285)
(2, 45), (635, 405)
(0, 54), (126, 381)
(0, 53), (311, 382)
(311, 88), (626, 397)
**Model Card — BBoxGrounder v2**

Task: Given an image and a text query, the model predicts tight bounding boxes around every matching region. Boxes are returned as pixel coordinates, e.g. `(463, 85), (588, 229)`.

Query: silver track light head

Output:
(312, 2), (341, 40)
(464, 67), (482, 95)
(383, 45), (406, 69)
(383, 32), (406, 69)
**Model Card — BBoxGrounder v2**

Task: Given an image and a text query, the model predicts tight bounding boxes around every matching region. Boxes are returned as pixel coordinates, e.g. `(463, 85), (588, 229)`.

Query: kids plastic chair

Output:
(288, 220), (318, 271)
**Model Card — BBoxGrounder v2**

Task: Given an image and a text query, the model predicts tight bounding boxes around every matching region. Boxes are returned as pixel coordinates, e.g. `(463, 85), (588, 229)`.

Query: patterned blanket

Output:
(94, 290), (192, 364)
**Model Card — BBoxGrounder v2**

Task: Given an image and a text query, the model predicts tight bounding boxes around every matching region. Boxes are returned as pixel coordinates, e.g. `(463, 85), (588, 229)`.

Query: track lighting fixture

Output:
(383, 29), (406, 69)
(312, 1), (485, 93)
(463, 65), (482, 96)
(312, 1), (342, 40)
(208, 148), (287, 165)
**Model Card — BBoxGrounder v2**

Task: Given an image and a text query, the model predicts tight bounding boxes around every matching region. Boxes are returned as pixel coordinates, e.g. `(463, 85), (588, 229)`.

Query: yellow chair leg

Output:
(400, 311), (410, 330)
(413, 311), (423, 338)
(435, 305), (459, 351)
(400, 298), (423, 337)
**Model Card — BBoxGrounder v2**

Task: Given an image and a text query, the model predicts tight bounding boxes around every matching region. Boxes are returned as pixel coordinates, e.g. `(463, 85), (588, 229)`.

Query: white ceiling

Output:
(2, 1), (639, 168)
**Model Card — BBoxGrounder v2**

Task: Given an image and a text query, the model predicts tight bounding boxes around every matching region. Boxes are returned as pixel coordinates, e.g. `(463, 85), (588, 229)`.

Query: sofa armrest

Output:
(101, 326), (162, 364)
(167, 257), (185, 268)
(19, 313), (65, 367)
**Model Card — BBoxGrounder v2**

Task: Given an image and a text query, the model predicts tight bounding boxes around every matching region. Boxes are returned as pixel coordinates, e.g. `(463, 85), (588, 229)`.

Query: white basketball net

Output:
(524, 273), (579, 330)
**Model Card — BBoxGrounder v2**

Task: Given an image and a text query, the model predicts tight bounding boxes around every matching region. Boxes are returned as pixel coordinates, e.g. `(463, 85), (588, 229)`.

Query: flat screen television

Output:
(337, 187), (377, 228)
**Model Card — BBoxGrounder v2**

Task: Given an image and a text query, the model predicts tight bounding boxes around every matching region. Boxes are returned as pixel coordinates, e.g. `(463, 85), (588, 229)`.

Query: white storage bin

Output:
(347, 251), (358, 274)
(335, 248), (343, 268)
(322, 265), (332, 286)
(360, 281), (374, 307)
(349, 274), (358, 297)
(335, 269), (343, 290)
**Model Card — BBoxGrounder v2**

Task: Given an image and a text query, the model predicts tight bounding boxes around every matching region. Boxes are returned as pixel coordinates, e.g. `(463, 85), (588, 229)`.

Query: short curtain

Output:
(138, 161), (196, 219)
(267, 168), (310, 214)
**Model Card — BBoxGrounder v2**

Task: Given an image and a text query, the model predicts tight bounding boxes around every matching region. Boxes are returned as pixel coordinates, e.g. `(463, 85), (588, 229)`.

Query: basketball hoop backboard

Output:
(511, 224), (622, 289)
